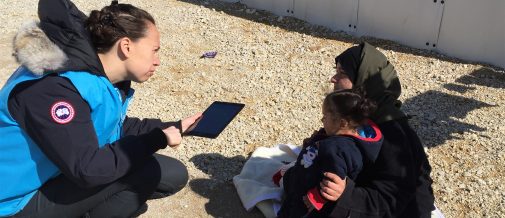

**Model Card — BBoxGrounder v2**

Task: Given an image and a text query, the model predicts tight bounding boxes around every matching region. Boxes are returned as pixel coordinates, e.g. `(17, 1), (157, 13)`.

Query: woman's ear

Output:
(118, 37), (132, 58)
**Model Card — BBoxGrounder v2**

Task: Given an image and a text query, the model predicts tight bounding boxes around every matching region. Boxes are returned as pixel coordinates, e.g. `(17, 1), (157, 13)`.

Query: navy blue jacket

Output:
(279, 122), (383, 218)
(328, 118), (434, 217)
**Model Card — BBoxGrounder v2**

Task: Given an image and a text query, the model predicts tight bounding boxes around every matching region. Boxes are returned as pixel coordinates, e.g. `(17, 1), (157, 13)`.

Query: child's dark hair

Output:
(323, 89), (377, 127)
(85, 2), (155, 53)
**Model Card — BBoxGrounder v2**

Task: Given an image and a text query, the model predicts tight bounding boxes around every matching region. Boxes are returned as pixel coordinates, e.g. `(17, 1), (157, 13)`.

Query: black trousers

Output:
(12, 154), (188, 218)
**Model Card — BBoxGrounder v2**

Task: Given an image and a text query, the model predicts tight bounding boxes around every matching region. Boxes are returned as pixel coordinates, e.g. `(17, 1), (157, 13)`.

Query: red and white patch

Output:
(50, 101), (75, 124)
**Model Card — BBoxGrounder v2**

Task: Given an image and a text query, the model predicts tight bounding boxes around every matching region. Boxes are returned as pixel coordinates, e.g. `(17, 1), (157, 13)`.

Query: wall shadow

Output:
(403, 90), (493, 148)
(454, 67), (505, 89)
(360, 72), (485, 148)
(442, 83), (476, 94)
(403, 67), (502, 148)
(176, 0), (504, 70)
(189, 153), (263, 218)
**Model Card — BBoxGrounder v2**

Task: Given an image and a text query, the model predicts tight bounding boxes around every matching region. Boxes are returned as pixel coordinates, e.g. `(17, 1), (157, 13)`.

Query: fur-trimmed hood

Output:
(13, 21), (67, 75)
(13, 0), (105, 76)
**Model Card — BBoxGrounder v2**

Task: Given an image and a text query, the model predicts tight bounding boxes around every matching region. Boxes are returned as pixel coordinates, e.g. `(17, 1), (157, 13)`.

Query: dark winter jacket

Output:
(326, 118), (434, 218)
(279, 121), (383, 218)
(324, 42), (435, 217)
(6, 0), (174, 189)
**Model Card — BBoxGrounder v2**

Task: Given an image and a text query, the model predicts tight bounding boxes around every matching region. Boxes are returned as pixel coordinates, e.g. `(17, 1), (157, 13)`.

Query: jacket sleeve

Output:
(306, 140), (358, 211)
(328, 122), (419, 218)
(318, 139), (360, 180)
(8, 76), (168, 188)
(328, 178), (391, 217)
(122, 116), (178, 136)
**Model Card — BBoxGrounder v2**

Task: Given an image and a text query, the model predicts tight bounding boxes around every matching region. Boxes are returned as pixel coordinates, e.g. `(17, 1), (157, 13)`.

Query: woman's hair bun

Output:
(85, 4), (155, 53)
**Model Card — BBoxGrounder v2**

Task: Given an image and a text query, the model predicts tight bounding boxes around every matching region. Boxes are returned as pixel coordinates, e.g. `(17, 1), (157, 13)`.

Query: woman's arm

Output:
(8, 76), (168, 188)
(320, 173), (392, 217)
(122, 116), (178, 136)
(306, 139), (360, 211)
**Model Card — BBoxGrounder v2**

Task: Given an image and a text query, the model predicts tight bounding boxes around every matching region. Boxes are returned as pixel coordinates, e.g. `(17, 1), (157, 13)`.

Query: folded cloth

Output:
(235, 145), (445, 218)
(233, 144), (301, 218)
(432, 205), (445, 218)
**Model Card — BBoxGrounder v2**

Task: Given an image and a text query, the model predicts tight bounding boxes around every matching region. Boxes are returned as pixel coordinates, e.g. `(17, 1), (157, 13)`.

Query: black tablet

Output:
(186, 101), (245, 138)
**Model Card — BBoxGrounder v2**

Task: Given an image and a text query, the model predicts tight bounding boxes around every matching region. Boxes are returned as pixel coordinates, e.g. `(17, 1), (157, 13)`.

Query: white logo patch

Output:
(51, 101), (75, 124)
(301, 146), (318, 168)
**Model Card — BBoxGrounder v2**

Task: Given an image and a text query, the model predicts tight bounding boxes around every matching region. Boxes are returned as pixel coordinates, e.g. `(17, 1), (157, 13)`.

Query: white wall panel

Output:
(436, 0), (505, 69)
(236, 0), (505, 69)
(356, 0), (444, 50)
(293, 0), (358, 33)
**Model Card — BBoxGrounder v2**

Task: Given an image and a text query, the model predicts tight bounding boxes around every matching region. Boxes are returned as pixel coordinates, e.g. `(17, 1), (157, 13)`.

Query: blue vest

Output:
(0, 67), (134, 216)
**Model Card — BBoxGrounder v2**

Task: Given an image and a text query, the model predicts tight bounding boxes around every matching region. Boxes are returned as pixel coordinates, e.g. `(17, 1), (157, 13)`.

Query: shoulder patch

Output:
(50, 101), (75, 124)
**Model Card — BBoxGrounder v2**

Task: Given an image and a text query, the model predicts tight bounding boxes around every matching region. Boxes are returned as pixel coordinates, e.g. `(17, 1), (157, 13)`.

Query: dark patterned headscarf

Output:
(335, 42), (406, 123)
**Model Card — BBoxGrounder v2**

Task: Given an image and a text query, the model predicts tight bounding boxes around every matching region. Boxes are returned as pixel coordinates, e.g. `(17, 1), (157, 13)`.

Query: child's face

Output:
(321, 103), (341, 135)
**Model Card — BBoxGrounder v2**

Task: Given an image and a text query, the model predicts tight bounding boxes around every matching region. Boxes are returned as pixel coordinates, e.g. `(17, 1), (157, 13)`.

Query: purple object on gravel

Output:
(201, 51), (217, 58)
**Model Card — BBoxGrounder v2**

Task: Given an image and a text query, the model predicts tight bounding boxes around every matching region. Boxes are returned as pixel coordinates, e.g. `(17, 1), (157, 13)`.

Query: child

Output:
(274, 89), (384, 217)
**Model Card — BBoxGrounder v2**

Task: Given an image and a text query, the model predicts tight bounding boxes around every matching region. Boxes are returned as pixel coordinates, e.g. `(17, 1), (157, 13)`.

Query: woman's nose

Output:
(330, 74), (338, 83)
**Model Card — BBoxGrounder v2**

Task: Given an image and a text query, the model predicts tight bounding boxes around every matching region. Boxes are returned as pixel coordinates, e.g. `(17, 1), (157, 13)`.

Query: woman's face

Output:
(125, 22), (161, 83)
(330, 62), (353, 91)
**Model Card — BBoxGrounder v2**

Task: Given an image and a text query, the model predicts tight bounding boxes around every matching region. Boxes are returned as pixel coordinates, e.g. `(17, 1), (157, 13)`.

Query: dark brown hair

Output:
(85, 3), (155, 53)
(323, 89), (377, 127)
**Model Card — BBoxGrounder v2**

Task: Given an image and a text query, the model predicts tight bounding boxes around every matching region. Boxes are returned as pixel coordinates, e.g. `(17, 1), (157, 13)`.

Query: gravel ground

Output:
(1, 0), (504, 217)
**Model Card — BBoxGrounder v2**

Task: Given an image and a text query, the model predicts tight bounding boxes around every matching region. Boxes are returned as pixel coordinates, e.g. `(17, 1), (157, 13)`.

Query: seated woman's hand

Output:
(319, 172), (346, 201)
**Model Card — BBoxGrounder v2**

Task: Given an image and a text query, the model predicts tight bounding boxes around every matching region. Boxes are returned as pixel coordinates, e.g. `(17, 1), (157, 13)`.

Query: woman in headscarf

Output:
(315, 42), (435, 217)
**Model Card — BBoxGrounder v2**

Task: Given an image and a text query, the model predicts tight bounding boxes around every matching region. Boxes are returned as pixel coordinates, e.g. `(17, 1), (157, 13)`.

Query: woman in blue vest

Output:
(0, 0), (201, 217)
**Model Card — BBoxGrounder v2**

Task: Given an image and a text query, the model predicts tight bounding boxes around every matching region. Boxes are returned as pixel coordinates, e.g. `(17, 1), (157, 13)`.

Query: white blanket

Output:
(234, 144), (445, 218)
(233, 144), (301, 218)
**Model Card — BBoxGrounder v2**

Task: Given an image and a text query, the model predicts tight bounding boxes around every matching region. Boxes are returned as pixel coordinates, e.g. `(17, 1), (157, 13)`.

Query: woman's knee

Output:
(153, 153), (188, 195)
(167, 158), (188, 194)
(126, 156), (162, 194)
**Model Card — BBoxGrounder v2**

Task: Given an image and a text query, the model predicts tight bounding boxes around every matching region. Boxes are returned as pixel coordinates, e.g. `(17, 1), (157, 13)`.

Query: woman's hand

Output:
(162, 113), (202, 148)
(181, 112), (203, 133)
(162, 126), (182, 148)
(319, 172), (346, 201)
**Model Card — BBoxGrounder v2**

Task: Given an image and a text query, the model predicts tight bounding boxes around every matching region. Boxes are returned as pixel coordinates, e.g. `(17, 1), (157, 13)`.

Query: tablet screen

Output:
(186, 101), (245, 138)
